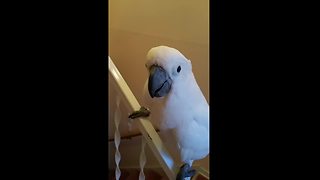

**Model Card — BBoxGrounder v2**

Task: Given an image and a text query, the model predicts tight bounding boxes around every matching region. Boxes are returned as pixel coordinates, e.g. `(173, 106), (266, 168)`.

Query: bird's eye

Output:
(177, 66), (181, 73)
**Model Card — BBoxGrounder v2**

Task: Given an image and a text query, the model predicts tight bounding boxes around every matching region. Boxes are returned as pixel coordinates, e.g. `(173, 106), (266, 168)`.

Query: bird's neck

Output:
(170, 74), (207, 103)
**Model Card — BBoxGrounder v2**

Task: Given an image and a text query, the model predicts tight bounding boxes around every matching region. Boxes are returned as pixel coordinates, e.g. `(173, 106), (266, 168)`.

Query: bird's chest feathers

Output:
(159, 88), (194, 129)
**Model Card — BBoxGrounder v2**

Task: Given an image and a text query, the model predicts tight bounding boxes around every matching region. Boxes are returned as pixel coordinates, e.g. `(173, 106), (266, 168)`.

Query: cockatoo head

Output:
(145, 46), (192, 98)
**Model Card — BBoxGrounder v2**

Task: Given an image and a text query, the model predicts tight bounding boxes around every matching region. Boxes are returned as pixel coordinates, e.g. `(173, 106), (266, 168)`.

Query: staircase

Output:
(108, 56), (209, 179)
(108, 168), (209, 180)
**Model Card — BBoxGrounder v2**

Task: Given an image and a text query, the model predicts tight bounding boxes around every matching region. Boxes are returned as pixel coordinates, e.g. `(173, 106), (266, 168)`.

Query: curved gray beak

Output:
(148, 65), (172, 98)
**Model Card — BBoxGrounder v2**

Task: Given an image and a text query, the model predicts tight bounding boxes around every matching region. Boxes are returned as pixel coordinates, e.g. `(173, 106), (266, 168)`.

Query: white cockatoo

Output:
(129, 46), (209, 180)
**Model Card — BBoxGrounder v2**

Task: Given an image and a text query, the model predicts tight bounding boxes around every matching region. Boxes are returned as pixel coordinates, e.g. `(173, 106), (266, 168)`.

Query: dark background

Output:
(2, 0), (316, 180)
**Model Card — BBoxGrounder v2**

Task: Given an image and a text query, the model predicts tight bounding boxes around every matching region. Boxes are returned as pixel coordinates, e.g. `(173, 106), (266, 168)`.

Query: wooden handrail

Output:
(109, 57), (177, 180)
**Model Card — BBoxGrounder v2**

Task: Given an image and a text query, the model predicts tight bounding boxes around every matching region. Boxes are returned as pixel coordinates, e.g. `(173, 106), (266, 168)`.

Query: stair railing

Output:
(109, 56), (177, 180)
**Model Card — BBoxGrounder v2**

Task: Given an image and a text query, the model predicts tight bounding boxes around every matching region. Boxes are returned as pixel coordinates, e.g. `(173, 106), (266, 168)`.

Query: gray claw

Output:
(176, 163), (196, 180)
(128, 106), (150, 119)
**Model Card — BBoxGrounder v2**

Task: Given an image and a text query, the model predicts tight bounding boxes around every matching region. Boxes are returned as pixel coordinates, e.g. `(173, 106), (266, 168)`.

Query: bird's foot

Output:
(176, 163), (196, 180)
(128, 106), (150, 119)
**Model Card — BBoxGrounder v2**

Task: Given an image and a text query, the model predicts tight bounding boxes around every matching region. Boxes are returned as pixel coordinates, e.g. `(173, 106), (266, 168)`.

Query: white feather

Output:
(142, 46), (209, 164)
